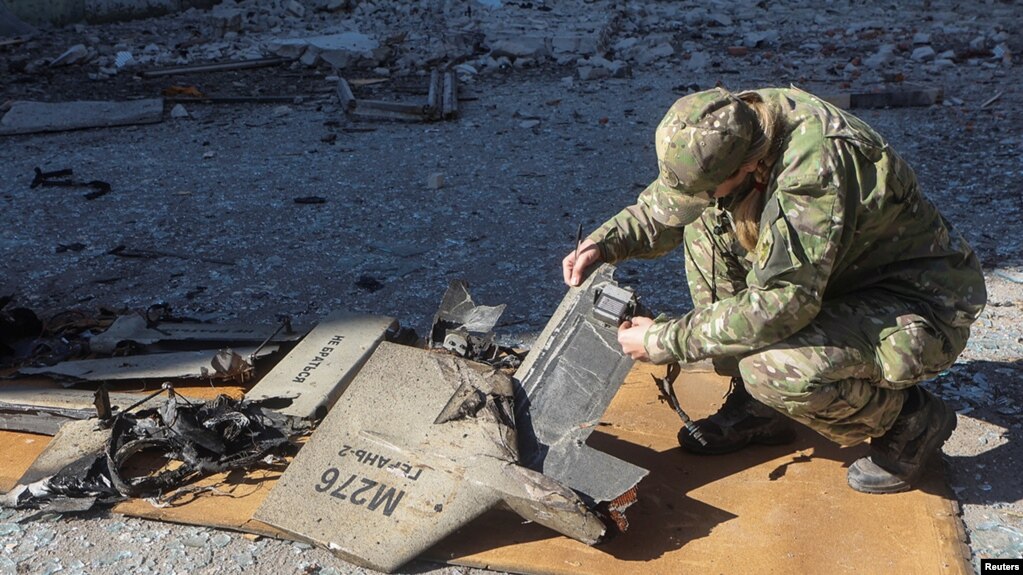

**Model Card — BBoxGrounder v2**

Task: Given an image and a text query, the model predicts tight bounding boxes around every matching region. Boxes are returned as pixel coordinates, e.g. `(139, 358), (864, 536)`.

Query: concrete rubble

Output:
(1, 0), (1014, 92)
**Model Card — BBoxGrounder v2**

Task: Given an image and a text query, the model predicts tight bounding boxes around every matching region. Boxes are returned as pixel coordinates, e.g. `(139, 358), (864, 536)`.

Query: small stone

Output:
(993, 43), (1012, 64)
(635, 42), (674, 65)
(686, 51), (710, 69)
(234, 551), (255, 567)
(863, 44), (896, 68)
(912, 32), (931, 44)
(577, 65), (609, 81)
(287, 0), (306, 17)
(727, 46), (748, 57)
(708, 12), (733, 26)
(608, 60), (631, 78)
(300, 48), (320, 67)
(210, 7), (244, 35)
(50, 44), (88, 66)
(273, 105), (293, 117)
(170, 104), (189, 119)
(490, 38), (548, 60)
(372, 67), (390, 76)
(427, 173), (445, 189)
(911, 46), (936, 61)
(743, 30), (779, 48)
(114, 51), (134, 68)
(519, 119), (541, 129)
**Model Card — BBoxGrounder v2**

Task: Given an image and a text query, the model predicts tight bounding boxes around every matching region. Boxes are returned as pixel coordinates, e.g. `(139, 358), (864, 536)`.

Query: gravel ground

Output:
(1, 0), (1021, 573)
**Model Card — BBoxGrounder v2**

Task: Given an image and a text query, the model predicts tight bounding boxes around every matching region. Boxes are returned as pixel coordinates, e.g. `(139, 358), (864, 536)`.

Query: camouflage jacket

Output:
(589, 87), (987, 363)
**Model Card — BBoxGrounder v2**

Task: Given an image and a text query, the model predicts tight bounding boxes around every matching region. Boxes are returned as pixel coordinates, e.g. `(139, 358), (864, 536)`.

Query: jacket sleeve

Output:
(644, 140), (848, 364)
(586, 185), (688, 264)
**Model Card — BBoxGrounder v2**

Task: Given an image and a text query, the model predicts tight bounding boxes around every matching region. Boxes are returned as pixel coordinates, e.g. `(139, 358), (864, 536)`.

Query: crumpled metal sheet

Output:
(512, 264), (649, 506)
(429, 280), (506, 346)
(1, 393), (295, 510)
(428, 281), (522, 368)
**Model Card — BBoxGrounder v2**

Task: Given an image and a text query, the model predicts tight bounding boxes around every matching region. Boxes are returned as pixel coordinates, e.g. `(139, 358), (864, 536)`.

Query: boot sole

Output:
(848, 401), (958, 494)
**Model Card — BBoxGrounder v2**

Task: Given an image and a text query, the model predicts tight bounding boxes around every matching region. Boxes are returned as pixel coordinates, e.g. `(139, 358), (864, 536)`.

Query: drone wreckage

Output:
(0, 265), (673, 572)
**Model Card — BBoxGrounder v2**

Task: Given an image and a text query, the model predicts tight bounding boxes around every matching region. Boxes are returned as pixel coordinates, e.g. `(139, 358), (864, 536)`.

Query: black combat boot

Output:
(678, 378), (797, 455)
(847, 386), (957, 494)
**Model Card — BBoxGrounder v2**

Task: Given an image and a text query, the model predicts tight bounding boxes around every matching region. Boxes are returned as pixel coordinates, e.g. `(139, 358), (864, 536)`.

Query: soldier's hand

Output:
(562, 239), (602, 287)
(617, 316), (654, 361)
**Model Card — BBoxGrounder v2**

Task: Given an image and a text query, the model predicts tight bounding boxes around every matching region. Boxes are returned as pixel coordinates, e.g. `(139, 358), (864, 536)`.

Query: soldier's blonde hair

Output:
(733, 91), (781, 251)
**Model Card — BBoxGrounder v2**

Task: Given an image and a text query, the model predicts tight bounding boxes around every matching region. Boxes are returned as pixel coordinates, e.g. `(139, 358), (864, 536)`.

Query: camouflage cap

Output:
(643, 88), (758, 226)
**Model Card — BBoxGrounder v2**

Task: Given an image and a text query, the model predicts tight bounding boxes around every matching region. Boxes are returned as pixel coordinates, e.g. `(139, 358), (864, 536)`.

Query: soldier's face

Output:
(713, 162), (757, 198)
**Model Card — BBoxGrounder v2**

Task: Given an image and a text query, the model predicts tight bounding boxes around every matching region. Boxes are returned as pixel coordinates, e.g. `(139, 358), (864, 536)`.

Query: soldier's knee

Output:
(739, 351), (836, 419)
(876, 315), (964, 389)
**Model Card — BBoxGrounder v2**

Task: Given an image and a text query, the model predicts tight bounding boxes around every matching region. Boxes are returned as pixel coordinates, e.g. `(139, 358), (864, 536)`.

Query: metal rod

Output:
(249, 317), (289, 364)
(427, 69), (441, 113)
(141, 57), (291, 78)
(354, 99), (430, 116)
(337, 77), (356, 111)
(165, 95), (305, 104)
(442, 70), (458, 118)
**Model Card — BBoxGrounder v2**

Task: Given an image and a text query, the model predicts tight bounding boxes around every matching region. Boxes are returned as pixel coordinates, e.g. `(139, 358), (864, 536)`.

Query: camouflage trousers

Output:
(682, 207), (967, 445)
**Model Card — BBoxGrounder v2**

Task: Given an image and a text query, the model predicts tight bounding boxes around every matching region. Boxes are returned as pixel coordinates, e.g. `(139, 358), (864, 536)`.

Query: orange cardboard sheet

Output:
(0, 365), (971, 574)
(0, 431), (51, 493)
(428, 364), (972, 574)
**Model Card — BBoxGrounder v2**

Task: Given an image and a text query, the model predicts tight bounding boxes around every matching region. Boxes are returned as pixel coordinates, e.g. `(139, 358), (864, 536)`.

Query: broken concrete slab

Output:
(244, 311), (395, 421)
(270, 32), (381, 68)
(255, 342), (606, 573)
(0, 98), (164, 136)
(513, 264), (648, 507)
(87, 313), (306, 355)
(17, 345), (277, 383)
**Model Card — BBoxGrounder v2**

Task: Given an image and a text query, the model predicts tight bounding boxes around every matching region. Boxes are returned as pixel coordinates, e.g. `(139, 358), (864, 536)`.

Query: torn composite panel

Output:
(16, 346), (278, 383)
(243, 311), (395, 421)
(513, 263), (648, 507)
(0, 387), (141, 435)
(255, 342), (607, 573)
(88, 313), (306, 354)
